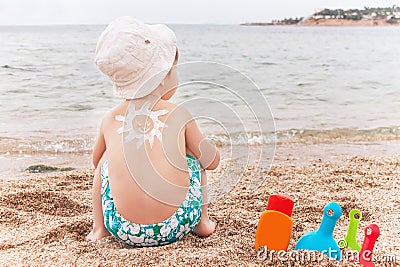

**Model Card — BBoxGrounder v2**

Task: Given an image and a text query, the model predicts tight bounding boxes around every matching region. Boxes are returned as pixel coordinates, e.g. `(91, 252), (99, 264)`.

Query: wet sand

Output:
(0, 144), (399, 266)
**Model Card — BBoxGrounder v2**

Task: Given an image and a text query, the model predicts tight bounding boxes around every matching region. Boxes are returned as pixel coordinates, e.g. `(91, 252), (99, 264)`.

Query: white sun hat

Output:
(94, 16), (177, 99)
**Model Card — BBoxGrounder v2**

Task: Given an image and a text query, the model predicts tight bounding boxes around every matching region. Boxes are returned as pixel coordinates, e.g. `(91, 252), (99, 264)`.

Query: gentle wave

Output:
(0, 137), (95, 155)
(206, 127), (400, 146)
(1, 126), (399, 155)
(275, 127), (400, 144)
(1, 64), (37, 72)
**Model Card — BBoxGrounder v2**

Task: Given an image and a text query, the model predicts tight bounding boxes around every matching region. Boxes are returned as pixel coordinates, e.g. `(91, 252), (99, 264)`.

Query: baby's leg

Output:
(86, 166), (110, 241)
(193, 169), (216, 237)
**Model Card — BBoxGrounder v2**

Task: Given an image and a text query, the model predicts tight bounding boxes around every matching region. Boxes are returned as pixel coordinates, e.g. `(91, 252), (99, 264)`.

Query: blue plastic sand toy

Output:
(295, 202), (343, 260)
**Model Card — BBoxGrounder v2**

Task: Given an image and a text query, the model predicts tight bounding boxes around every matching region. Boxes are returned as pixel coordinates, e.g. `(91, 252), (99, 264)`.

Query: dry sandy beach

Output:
(0, 143), (399, 266)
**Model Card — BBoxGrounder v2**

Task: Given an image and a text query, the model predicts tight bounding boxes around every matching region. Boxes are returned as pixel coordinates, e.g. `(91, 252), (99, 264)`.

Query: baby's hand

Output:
(196, 139), (219, 170)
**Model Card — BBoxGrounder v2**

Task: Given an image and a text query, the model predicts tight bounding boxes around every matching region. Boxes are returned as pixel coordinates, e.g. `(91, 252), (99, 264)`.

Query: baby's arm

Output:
(93, 120), (106, 168)
(185, 118), (220, 170)
(185, 116), (218, 237)
(86, 119), (109, 241)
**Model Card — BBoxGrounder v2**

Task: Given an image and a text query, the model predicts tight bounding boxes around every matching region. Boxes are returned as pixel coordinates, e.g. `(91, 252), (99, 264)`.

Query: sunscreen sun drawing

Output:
(115, 103), (168, 149)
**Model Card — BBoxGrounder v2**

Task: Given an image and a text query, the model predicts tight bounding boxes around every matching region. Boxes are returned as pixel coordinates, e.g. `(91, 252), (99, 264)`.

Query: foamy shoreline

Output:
(2, 139), (400, 180)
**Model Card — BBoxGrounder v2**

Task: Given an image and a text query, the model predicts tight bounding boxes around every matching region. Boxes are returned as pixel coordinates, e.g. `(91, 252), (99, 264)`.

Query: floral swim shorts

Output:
(101, 154), (202, 247)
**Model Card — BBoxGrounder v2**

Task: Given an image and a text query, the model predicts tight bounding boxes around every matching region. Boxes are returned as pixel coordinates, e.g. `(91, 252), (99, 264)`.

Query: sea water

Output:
(0, 24), (399, 176)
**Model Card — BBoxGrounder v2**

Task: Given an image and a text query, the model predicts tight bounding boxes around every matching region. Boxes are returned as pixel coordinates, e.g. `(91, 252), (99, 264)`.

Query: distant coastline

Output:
(298, 18), (399, 26)
(241, 6), (400, 26)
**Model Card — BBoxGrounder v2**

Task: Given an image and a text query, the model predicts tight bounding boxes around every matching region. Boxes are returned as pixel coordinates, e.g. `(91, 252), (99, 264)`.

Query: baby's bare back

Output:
(100, 99), (193, 224)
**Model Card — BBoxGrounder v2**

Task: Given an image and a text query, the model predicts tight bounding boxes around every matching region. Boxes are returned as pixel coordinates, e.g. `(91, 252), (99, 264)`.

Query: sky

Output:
(0, 0), (398, 25)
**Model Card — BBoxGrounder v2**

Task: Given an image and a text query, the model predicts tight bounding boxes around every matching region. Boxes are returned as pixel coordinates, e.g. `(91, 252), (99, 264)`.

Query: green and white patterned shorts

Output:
(101, 154), (202, 247)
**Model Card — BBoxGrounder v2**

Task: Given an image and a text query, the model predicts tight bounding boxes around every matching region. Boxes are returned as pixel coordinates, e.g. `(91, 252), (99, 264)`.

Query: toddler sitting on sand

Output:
(86, 17), (219, 246)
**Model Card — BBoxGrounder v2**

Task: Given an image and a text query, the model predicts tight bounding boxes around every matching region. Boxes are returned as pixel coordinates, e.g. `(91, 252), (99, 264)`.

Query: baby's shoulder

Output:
(101, 105), (124, 127)
(159, 101), (192, 121)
